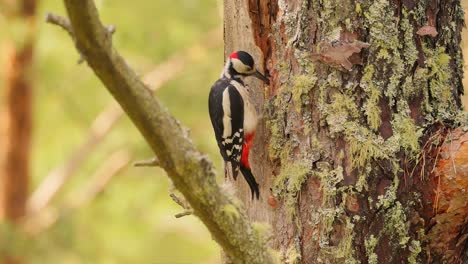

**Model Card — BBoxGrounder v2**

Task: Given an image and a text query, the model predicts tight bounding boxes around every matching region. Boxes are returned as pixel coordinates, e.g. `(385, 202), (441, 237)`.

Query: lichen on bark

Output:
(245, 0), (467, 262)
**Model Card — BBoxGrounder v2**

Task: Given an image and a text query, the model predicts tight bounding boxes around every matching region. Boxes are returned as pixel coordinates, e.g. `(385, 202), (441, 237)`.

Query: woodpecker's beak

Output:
(254, 70), (270, 85)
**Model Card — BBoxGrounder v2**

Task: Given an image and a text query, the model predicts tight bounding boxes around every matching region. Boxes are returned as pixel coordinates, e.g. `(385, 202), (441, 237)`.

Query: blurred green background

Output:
(1, 0), (224, 263)
(0, 0), (467, 264)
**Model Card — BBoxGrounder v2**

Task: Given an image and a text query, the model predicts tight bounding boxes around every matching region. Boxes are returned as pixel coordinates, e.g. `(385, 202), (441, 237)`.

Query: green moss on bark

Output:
(365, 234), (379, 264)
(285, 243), (301, 264)
(291, 70), (317, 113)
(268, 0), (464, 262)
(424, 46), (459, 119)
(385, 202), (410, 247)
(391, 113), (422, 154)
(273, 160), (312, 217)
(360, 65), (381, 131)
(408, 240), (422, 264)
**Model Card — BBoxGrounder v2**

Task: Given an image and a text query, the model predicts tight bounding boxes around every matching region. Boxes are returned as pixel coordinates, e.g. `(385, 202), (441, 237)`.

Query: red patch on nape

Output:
(229, 52), (238, 59)
(241, 132), (255, 169)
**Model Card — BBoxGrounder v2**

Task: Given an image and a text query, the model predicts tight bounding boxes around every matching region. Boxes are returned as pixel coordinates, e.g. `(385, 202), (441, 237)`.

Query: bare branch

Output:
(58, 1), (274, 262)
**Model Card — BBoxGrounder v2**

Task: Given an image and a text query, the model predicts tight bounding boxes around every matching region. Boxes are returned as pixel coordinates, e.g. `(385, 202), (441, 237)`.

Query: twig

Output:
(169, 192), (192, 218)
(133, 157), (160, 167)
(45, 13), (116, 64)
(175, 211), (193, 218)
(169, 193), (189, 209)
(45, 13), (85, 63)
(151, 161), (193, 218)
(45, 13), (73, 36)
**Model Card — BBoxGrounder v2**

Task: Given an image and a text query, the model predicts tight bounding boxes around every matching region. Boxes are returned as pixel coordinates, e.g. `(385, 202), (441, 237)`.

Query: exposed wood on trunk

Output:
(428, 128), (468, 262)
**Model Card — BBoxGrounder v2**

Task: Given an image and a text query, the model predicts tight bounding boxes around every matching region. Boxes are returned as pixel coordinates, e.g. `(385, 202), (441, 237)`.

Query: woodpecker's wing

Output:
(209, 79), (244, 177)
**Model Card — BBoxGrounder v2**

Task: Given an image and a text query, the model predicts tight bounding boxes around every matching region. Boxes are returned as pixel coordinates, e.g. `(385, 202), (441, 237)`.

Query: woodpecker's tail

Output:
(239, 165), (260, 200)
(226, 161), (240, 180)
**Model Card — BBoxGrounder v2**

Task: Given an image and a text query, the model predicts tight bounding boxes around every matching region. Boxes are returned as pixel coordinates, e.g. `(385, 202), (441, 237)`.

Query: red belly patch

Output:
(241, 132), (255, 169)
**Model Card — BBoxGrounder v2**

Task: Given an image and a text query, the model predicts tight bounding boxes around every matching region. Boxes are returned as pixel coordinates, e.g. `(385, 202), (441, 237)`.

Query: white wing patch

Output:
(222, 89), (232, 138)
(230, 80), (258, 134)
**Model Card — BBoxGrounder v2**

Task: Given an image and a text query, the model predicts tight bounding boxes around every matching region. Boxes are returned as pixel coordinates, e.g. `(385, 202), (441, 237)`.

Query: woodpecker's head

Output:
(223, 51), (269, 84)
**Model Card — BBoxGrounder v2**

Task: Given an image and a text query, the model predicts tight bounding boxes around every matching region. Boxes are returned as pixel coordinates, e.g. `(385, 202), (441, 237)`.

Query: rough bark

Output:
(225, 0), (467, 263)
(53, 1), (276, 263)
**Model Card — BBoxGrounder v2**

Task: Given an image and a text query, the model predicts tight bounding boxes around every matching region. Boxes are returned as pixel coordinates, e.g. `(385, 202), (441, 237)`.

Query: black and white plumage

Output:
(208, 79), (244, 176)
(208, 51), (269, 199)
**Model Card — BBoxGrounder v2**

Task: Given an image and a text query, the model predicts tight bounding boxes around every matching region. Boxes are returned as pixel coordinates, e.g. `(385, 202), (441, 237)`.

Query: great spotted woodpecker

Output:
(208, 51), (269, 199)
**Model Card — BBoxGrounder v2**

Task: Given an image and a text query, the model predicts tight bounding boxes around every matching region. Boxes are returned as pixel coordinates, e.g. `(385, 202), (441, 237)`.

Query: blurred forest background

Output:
(0, 0), (466, 264)
(0, 0), (222, 263)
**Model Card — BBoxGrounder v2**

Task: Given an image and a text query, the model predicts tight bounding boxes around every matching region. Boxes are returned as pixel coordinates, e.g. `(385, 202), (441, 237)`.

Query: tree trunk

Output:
(0, 1), (37, 263)
(225, 0), (467, 263)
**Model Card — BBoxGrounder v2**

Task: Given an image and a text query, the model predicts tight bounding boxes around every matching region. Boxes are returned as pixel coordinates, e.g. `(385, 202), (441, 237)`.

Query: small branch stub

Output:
(45, 13), (74, 36)
(133, 157), (160, 167)
(134, 158), (192, 218)
(45, 12), (116, 64)
(170, 192), (192, 218)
